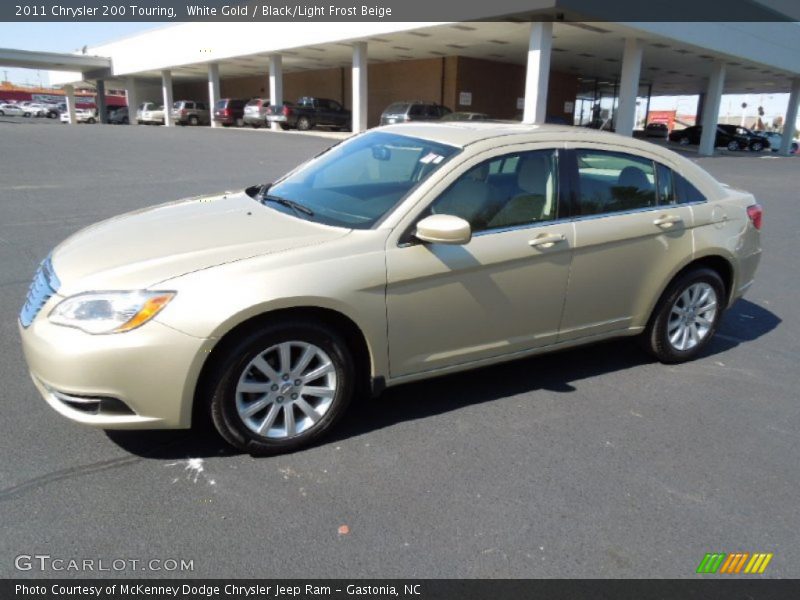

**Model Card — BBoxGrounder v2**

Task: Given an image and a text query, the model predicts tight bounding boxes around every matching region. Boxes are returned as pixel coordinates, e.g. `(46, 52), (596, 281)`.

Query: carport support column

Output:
(125, 77), (139, 125)
(161, 70), (174, 127)
(208, 62), (221, 128)
(64, 84), (77, 125)
(352, 42), (368, 133)
(698, 61), (726, 157)
(95, 80), (107, 124)
(615, 38), (643, 137)
(269, 54), (283, 132)
(778, 78), (800, 156)
(522, 22), (552, 124)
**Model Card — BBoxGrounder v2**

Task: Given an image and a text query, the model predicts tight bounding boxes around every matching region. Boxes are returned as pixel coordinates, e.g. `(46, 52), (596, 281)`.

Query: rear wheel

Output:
(209, 321), (355, 455)
(678, 137), (690, 146)
(297, 116), (312, 131)
(188, 115), (199, 126)
(750, 141), (764, 152)
(727, 140), (740, 151)
(279, 123), (290, 131)
(87, 117), (96, 124)
(642, 268), (725, 363)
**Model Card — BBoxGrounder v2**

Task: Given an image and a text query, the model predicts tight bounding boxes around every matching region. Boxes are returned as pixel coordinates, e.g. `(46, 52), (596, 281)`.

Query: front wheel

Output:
(642, 268), (725, 364)
(209, 322), (355, 455)
(727, 140), (740, 151)
(750, 141), (764, 152)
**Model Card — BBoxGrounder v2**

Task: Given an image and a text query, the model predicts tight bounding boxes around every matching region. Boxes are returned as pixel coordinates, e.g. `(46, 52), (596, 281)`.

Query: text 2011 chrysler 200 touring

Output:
(19, 124), (762, 454)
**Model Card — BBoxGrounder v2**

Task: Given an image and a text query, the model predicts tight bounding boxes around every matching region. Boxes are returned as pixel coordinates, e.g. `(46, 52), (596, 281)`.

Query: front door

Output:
(386, 147), (574, 379)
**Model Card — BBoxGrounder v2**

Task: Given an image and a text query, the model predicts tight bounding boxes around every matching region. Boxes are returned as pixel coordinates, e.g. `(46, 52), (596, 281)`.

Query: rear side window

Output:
(409, 105), (425, 117)
(197, 102), (207, 110)
(575, 150), (657, 215)
(674, 173), (707, 204)
(215, 100), (226, 110)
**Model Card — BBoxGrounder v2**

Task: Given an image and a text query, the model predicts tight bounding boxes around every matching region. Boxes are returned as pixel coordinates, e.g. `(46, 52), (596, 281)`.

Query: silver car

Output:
(19, 123), (763, 455)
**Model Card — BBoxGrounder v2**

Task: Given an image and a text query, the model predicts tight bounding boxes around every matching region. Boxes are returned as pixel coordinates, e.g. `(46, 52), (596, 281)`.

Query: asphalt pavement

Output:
(1, 116), (797, 578)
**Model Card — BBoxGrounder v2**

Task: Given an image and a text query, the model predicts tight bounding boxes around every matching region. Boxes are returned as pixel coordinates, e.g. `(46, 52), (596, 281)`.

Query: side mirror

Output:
(414, 214), (472, 245)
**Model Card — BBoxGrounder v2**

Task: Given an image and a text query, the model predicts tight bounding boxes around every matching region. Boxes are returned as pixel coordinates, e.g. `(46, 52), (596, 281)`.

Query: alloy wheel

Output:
(667, 283), (718, 351)
(234, 341), (337, 439)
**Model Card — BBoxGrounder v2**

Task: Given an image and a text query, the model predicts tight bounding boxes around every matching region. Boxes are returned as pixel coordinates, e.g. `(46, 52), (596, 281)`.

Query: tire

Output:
(297, 116), (312, 131)
(642, 268), (725, 364)
(0, 110), (4, 116)
(250, 122), (261, 129)
(279, 123), (290, 131)
(208, 321), (355, 455)
(24, 112), (31, 118)
(87, 118), (96, 124)
(121, 116), (129, 124)
(188, 115), (199, 126)
(726, 140), (739, 151)
(750, 141), (764, 152)
(678, 137), (690, 146)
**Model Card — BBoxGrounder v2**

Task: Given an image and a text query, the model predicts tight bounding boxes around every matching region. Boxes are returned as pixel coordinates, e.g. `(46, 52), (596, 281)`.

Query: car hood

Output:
(51, 191), (350, 295)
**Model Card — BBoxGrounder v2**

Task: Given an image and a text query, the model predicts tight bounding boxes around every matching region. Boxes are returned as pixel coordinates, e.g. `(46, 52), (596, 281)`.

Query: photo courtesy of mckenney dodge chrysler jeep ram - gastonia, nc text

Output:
(18, 122), (762, 455)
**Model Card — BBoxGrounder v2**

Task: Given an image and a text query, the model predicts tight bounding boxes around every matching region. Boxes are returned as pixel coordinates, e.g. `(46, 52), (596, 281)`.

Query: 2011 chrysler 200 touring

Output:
(19, 123), (762, 455)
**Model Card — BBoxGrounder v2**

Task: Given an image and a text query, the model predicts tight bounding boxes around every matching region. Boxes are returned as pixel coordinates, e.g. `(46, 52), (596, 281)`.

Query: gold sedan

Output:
(18, 123), (763, 454)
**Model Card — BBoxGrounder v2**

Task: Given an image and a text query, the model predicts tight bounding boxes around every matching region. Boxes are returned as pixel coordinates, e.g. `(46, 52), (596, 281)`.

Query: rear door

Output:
(558, 146), (695, 341)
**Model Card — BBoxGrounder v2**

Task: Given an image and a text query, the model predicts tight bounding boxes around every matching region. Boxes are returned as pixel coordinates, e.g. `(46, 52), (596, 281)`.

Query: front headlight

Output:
(49, 291), (175, 334)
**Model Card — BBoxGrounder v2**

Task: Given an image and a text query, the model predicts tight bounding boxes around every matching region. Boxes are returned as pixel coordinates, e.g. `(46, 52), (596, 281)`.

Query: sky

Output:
(0, 22), (794, 123)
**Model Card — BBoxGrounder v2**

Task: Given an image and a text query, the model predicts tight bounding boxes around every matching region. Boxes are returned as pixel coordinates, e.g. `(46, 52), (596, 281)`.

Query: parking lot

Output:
(1, 117), (798, 579)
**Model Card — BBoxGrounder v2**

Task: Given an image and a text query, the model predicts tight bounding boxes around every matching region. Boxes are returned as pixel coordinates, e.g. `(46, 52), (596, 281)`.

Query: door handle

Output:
(653, 215), (683, 228)
(528, 233), (566, 248)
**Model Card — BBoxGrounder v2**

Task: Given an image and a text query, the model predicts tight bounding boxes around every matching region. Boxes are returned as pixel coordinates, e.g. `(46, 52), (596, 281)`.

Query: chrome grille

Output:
(19, 257), (60, 328)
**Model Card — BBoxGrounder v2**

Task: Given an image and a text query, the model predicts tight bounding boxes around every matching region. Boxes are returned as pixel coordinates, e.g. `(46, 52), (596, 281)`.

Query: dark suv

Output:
(213, 98), (247, 127)
(379, 101), (451, 125)
(171, 100), (210, 126)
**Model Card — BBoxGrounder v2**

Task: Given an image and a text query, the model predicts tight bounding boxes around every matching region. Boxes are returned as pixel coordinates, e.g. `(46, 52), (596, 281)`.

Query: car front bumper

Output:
(19, 312), (213, 430)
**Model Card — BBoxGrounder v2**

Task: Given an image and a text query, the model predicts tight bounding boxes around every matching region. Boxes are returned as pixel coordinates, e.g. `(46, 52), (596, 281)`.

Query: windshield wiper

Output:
(261, 190), (315, 218)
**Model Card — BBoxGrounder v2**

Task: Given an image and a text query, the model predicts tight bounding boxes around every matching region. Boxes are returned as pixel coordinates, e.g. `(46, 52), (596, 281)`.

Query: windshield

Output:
(267, 131), (460, 229)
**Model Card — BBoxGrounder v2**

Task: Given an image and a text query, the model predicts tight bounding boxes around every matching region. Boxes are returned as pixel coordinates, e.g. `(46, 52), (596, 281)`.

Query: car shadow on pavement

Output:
(106, 299), (779, 458)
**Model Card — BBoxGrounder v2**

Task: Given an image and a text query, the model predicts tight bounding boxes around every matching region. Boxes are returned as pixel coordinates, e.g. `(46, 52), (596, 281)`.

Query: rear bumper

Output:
(266, 115), (288, 123)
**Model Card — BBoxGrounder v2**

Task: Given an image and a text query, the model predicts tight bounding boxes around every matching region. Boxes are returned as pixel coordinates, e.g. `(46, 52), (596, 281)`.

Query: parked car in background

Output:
(243, 97), (270, 128)
(761, 131), (798, 154)
(141, 105), (165, 125)
(441, 111), (490, 121)
(645, 122), (669, 138)
(44, 103), (62, 118)
(0, 103), (27, 117)
(669, 124), (770, 151)
(18, 124), (762, 455)
(108, 107), (129, 124)
(60, 108), (97, 124)
(25, 103), (48, 117)
(136, 102), (158, 125)
(380, 101), (452, 125)
(213, 98), (247, 127)
(267, 97), (351, 131)
(171, 100), (210, 126)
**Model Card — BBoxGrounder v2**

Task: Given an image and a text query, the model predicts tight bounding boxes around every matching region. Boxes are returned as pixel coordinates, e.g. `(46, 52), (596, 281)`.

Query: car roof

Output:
(378, 122), (654, 150)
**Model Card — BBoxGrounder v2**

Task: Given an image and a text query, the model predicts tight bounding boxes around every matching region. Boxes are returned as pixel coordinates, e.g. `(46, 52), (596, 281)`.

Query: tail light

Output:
(746, 204), (763, 230)
(282, 106), (292, 116)
(180, 109), (187, 116)
(223, 108), (230, 116)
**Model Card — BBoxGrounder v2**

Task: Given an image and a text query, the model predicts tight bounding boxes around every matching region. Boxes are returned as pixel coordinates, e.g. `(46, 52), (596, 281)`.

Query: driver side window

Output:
(427, 149), (558, 233)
